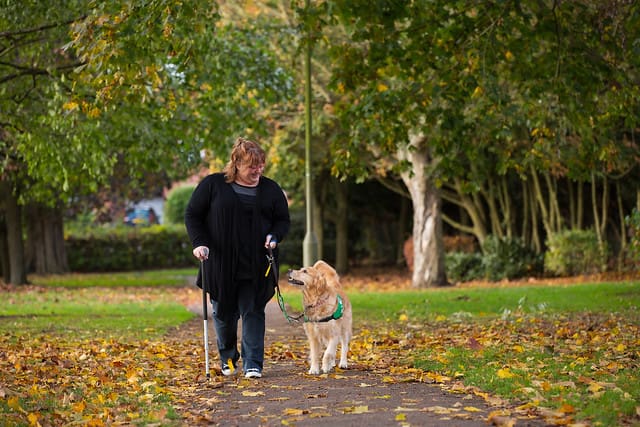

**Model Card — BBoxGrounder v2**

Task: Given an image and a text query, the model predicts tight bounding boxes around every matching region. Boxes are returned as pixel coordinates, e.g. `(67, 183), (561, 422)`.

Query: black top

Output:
(231, 182), (257, 279)
(184, 173), (290, 320)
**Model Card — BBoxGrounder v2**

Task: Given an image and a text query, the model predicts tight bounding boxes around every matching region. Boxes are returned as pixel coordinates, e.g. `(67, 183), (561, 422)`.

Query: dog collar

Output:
(306, 295), (344, 323)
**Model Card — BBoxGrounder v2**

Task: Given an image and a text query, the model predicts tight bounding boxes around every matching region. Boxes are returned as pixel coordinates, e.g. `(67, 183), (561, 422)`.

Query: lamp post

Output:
(302, 0), (318, 266)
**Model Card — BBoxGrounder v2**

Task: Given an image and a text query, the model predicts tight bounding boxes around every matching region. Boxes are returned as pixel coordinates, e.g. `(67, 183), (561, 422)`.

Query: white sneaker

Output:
(221, 364), (233, 376)
(244, 368), (262, 378)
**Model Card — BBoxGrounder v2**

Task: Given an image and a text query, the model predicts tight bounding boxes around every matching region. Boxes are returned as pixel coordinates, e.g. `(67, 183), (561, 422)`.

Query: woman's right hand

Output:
(193, 246), (209, 261)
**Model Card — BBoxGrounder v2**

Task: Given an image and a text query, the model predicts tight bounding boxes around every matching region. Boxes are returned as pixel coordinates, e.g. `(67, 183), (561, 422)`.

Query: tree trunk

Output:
(398, 134), (448, 288)
(0, 213), (9, 284)
(441, 178), (488, 245)
(334, 179), (349, 274)
(0, 180), (27, 285)
(526, 179), (542, 253)
(615, 180), (626, 271)
(396, 196), (409, 266)
(25, 204), (69, 274)
(591, 172), (609, 248)
(577, 180), (584, 229)
(530, 167), (564, 237)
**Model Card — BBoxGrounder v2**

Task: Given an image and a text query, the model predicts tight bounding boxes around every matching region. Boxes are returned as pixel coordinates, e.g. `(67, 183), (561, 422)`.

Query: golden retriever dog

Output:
(287, 260), (352, 375)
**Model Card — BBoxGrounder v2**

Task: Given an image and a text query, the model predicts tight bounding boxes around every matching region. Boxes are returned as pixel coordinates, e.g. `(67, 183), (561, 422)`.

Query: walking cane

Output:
(200, 253), (210, 380)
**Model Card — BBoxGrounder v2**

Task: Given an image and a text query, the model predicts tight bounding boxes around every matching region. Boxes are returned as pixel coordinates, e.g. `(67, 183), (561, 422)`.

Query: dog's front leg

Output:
(308, 335), (321, 375)
(338, 335), (349, 369)
(321, 336), (339, 373)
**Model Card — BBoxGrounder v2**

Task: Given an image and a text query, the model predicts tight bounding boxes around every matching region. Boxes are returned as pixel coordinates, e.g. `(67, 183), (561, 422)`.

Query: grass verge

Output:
(29, 267), (196, 288)
(0, 277), (196, 426)
(332, 280), (639, 426)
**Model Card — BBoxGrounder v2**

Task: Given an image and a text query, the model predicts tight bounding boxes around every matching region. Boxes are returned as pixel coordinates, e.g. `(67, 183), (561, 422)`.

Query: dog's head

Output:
(287, 260), (340, 299)
(288, 260), (346, 321)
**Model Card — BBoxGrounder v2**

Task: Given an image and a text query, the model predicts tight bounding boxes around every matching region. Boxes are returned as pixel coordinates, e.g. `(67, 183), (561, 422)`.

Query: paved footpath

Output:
(177, 295), (547, 427)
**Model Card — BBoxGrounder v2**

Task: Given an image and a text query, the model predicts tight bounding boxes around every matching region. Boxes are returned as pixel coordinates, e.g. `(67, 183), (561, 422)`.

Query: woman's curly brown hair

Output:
(223, 137), (266, 183)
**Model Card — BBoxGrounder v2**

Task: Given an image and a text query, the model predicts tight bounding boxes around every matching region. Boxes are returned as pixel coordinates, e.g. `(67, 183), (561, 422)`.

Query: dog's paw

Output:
(308, 367), (321, 375)
(321, 362), (336, 374)
(338, 361), (348, 369)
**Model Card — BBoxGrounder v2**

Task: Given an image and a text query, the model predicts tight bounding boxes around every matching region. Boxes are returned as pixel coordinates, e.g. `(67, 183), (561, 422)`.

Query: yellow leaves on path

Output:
(341, 405), (369, 414)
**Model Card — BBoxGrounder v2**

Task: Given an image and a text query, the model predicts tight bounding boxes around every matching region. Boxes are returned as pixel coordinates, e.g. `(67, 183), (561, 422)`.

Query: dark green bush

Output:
(481, 235), (542, 281)
(275, 207), (336, 267)
(66, 225), (197, 272)
(625, 208), (640, 269)
(164, 185), (196, 225)
(445, 252), (484, 282)
(544, 229), (608, 276)
(65, 219), (308, 272)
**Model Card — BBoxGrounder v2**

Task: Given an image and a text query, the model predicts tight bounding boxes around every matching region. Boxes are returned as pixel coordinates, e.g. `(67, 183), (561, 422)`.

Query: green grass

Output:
(29, 267), (197, 288)
(1, 277), (195, 339)
(345, 281), (640, 319)
(281, 281), (640, 319)
(0, 298), (192, 339)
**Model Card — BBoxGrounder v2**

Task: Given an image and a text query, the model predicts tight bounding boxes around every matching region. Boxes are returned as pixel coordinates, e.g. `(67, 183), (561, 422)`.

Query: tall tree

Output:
(1, 0), (294, 283)
(324, 0), (640, 284)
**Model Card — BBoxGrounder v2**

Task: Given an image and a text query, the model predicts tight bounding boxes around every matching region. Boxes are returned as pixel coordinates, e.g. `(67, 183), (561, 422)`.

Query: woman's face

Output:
(235, 159), (264, 187)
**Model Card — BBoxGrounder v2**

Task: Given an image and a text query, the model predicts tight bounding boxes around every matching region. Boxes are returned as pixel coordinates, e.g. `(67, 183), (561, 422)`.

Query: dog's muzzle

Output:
(287, 271), (305, 286)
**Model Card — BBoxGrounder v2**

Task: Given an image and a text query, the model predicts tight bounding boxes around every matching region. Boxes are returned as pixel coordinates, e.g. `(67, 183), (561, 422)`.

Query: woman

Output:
(185, 137), (290, 378)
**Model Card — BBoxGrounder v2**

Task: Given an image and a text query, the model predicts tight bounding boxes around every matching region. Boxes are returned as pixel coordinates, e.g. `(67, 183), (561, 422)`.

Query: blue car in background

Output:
(124, 207), (159, 226)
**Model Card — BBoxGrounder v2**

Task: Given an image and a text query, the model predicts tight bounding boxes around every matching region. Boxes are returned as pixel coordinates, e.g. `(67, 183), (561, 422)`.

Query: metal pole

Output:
(303, 0), (318, 267)
(201, 260), (210, 379)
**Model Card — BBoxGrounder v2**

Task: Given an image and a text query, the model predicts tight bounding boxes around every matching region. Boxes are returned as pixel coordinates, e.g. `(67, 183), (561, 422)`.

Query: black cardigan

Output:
(185, 173), (290, 319)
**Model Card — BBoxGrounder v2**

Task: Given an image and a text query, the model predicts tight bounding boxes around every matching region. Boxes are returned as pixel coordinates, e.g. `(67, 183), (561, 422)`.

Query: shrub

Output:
(445, 252), (484, 282)
(65, 225), (197, 272)
(544, 229), (608, 276)
(625, 208), (640, 269)
(481, 236), (542, 281)
(164, 185), (196, 225)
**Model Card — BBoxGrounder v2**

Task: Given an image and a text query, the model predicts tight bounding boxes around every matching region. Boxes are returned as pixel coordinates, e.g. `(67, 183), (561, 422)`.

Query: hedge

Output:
(65, 224), (307, 272)
(65, 225), (197, 272)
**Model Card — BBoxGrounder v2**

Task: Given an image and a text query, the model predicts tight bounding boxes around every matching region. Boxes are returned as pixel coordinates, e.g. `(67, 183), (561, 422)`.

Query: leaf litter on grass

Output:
(1, 272), (639, 426)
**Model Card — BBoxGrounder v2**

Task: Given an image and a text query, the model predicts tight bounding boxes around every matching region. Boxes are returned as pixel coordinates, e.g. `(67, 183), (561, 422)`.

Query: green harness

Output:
(308, 295), (344, 323)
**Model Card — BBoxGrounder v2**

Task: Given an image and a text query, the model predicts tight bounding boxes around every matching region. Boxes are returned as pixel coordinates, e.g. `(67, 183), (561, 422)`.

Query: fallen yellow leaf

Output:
(72, 401), (86, 413)
(7, 396), (23, 412)
(27, 412), (40, 427)
(587, 382), (604, 393)
(342, 405), (369, 414)
(559, 403), (575, 414)
(242, 391), (265, 397)
(425, 406), (457, 414)
(497, 368), (516, 379)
